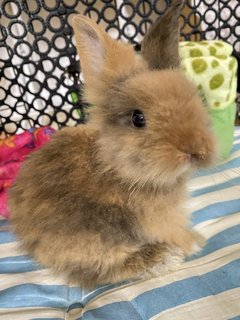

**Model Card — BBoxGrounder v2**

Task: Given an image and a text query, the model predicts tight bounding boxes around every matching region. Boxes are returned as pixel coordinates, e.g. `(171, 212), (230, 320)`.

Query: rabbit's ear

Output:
(71, 15), (138, 86)
(141, 0), (183, 70)
(71, 15), (110, 83)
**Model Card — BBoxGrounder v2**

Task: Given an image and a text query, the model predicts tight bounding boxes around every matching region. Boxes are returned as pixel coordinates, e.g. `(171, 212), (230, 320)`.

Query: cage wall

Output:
(0, 0), (239, 136)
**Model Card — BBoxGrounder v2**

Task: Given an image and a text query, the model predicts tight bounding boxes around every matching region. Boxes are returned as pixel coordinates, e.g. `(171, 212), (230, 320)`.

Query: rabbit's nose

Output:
(183, 152), (205, 163)
(180, 144), (209, 163)
(190, 152), (206, 162)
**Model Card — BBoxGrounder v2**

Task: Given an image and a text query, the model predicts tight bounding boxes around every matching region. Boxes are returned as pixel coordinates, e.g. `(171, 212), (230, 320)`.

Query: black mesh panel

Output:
(0, 0), (239, 136)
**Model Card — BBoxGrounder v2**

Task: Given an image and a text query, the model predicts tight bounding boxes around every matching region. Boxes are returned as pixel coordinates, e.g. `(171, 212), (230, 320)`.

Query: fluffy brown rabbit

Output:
(9, 0), (216, 289)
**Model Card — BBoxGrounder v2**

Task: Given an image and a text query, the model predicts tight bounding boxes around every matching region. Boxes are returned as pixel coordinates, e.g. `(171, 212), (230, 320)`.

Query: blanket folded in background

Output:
(180, 40), (238, 159)
(0, 127), (55, 218)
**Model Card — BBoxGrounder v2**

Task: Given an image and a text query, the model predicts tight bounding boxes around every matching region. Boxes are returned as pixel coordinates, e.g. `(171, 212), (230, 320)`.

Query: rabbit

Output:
(9, 0), (216, 289)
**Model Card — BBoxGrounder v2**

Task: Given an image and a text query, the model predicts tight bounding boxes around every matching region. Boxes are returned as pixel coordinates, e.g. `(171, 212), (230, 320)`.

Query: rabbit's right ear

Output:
(70, 15), (141, 105)
(70, 15), (110, 84)
(141, 0), (184, 70)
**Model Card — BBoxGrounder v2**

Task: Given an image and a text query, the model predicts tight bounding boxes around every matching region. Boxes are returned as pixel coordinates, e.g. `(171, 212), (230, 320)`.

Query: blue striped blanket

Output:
(1, 128), (240, 320)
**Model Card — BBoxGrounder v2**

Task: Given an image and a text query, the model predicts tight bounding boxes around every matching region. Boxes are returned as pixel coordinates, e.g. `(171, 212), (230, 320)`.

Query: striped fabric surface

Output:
(1, 128), (240, 320)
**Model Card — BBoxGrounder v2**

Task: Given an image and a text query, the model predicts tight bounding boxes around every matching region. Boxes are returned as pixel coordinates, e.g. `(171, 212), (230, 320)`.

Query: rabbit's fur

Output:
(9, 0), (216, 288)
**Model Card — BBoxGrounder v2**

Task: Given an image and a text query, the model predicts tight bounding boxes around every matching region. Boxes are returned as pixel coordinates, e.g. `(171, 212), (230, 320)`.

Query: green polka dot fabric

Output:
(180, 40), (238, 159)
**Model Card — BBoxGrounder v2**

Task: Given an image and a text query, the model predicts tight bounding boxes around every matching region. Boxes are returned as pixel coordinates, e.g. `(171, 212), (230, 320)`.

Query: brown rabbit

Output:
(9, 0), (216, 289)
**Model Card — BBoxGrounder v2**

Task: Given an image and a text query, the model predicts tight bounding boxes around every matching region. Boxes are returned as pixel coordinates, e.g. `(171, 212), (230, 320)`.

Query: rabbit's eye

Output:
(132, 110), (146, 128)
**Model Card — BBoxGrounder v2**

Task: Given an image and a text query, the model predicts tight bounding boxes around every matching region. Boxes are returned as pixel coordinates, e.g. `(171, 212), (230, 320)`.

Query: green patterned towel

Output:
(180, 40), (238, 159)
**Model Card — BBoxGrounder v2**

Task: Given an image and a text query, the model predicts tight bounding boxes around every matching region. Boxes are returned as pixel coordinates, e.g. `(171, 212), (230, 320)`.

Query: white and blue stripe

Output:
(0, 128), (240, 319)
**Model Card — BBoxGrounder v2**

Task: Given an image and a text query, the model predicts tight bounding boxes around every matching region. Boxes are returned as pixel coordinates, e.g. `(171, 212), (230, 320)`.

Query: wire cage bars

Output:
(0, 0), (239, 137)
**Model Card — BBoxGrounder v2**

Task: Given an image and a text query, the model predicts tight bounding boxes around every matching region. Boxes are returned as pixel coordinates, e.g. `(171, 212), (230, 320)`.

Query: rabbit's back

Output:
(9, 127), (96, 219)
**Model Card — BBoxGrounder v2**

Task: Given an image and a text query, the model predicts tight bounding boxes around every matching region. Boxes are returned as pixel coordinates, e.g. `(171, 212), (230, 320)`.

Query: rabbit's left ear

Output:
(141, 0), (184, 70)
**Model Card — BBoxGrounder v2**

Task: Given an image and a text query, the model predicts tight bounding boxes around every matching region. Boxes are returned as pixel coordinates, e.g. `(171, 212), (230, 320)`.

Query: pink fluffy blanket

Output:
(0, 127), (55, 218)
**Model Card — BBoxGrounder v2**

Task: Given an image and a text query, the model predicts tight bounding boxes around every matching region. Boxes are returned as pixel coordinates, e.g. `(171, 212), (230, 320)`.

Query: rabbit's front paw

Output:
(175, 229), (206, 257)
(189, 230), (206, 255)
